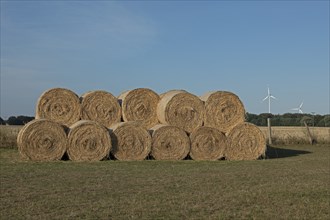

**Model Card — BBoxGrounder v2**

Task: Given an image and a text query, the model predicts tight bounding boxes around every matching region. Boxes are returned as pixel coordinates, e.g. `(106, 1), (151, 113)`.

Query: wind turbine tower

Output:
(262, 87), (277, 113)
(262, 86), (277, 145)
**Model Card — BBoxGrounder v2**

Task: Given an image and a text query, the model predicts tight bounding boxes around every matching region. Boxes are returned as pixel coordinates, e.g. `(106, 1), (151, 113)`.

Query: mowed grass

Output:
(0, 145), (329, 219)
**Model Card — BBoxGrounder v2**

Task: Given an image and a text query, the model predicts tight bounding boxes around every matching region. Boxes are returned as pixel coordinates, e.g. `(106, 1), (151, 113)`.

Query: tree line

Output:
(246, 113), (330, 127)
(0, 113), (329, 127)
(0, 116), (35, 125)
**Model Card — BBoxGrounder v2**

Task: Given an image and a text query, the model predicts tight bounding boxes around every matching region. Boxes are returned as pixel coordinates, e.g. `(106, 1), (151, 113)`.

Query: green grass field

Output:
(0, 145), (329, 219)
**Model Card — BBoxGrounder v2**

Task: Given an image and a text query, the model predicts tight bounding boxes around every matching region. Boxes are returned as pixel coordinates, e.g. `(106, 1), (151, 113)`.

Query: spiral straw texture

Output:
(110, 122), (151, 161)
(150, 124), (190, 160)
(189, 126), (227, 160)
(17, 119), (67, 161)
(67, 120), (112, 161)
(226, 122), (266, 160)
(81, 90), (121, 128)
(200, 91), (245, 134)
(157, 90), (204, 133)
(35, 88), (81, 127)
(118, 88), (160, 129)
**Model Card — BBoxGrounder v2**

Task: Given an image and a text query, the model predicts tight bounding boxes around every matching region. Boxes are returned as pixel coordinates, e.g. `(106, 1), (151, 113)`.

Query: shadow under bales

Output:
(266, 145), (311, 159)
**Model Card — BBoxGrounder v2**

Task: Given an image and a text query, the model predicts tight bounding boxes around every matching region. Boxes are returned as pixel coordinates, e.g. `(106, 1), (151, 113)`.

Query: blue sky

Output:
(1, 0), (329, 119)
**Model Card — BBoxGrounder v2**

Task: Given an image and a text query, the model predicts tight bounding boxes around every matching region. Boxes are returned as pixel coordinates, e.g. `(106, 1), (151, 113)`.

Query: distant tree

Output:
(259, 113), (273, 119)
(246, 113), (265, 126)
(281, 117), (294, 126)
(17, 116), (34, 124)
(245, 113), (329, 127)
(0, 117), (5, 125)
(300, 116), (313, 126)
(282, 113), (293, 118)
(245, 113), (257, 122)
(313, 114), (323, 126)
(317, 115), (330, 127)
(257, 113), (273, 126)
(271, 115), (281, 126)
(6, 116), (23, 125)
(324, 115), (330, 127)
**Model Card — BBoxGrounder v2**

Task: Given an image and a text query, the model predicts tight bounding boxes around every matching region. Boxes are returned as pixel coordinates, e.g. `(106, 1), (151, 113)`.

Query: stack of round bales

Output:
(200, 91), (266, 160)
(17, 87), (266, 161)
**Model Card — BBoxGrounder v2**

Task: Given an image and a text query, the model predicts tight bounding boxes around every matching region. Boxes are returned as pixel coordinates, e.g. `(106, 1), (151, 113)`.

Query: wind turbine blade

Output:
(270, 95), (277, 100)
(268, 87), (270, 95)
(299, 102), (303, 108)
(262, 96), (268, 102)
(299, 109), (303, 113)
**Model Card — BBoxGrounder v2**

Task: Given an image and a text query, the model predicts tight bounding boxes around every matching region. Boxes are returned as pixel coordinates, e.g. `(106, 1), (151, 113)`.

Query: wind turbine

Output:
(262, 86), (277, 113)
(291, 101), (304, 113)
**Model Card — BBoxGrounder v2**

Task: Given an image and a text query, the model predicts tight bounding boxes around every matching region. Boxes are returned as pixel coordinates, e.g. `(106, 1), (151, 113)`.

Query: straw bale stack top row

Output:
(35, 88), (245, 134)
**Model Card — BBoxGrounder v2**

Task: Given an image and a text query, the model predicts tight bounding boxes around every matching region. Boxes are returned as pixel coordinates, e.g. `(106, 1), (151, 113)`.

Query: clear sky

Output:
(1, 0), (329, 119)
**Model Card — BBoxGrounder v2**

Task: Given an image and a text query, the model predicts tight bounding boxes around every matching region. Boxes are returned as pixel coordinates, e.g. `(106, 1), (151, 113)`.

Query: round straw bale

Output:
(17, 119), (67, 161)
(189, 126), (227, 160)
(200, 91), (245, 134)
(157, 90), (204, 133)
(110, 122), (151, 161)
(159, 89), (187, 99)
(226, 122), (266, 160)
(67, 120), (112, 161)
(118, 88), (160, 128)
(150, 124), (190, 160)
(81, 90), (121, 128)
(35, 88), (81, 127)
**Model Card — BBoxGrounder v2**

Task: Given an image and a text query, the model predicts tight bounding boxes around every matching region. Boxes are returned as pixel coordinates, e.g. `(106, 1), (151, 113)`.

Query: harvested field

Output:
(0, 125), (22, 148)
(259, 126), (330, 144)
